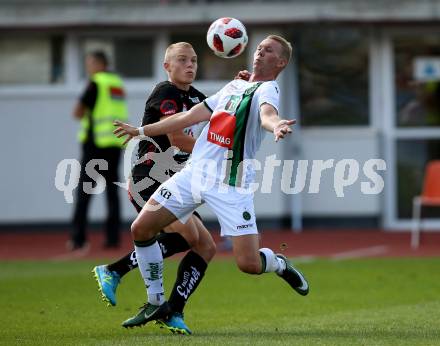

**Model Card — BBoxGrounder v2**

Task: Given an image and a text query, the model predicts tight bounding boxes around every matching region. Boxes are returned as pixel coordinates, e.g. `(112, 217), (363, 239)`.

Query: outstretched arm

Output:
(113, 102), (211, 145)
(260, 103), (296, 142)
(165, 124), (196, 153)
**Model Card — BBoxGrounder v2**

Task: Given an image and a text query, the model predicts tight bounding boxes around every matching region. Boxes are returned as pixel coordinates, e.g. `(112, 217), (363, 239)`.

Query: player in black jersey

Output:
(93, 42), (216, 335)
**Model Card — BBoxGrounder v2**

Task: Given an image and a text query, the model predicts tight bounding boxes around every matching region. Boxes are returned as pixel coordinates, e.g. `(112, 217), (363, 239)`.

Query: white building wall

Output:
(0, 17), (387, 225)
(0, 88), (145, 223)
(300, 129), (381, 216)
(0, 83), (290, 223)
(0, 87), (382, 223)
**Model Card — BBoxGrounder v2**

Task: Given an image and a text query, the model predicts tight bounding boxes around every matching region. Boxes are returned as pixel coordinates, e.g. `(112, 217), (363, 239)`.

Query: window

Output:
(397, 139), (440, 218)
(170, 33), (248, 80)
(0, 36), (63, 84)
(81, 37), (153, 78)
(394, 34), (440, 127)
(297, 27), (369, 126)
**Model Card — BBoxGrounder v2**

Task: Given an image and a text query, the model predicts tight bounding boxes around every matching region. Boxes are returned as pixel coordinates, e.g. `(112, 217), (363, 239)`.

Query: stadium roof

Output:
(1, 0), (440, 29)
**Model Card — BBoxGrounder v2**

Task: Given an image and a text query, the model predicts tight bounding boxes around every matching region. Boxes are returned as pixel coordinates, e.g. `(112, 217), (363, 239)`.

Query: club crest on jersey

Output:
(189, 96), (200, 103)
(224, 95), (241, 113)
(207, 111), (235, 149)
(160, 99), (178, 116)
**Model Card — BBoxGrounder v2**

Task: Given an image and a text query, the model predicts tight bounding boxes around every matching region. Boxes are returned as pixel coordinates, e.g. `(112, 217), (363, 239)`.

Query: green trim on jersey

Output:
(227, 82), (262, 186)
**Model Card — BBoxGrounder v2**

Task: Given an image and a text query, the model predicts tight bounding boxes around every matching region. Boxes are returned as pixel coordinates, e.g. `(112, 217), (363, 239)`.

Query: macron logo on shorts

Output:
(237, 223), (254, 230)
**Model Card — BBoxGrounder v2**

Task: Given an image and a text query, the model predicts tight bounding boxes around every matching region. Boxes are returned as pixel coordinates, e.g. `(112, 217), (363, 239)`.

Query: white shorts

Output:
(151, 167), (258, 237)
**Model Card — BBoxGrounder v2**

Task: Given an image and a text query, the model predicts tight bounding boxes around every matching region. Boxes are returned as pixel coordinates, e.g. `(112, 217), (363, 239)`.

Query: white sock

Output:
(259, 248), (286, 274)
(134, 241), (165, 305)
(275, 256), (286, 275)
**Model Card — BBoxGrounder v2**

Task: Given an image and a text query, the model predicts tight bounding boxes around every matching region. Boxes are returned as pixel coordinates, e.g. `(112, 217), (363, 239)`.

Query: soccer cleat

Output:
(156, 312), (192, 335)
(122, 302), (171, 328)
(92, 265), (120, 306)
(276, 254), (309, 296)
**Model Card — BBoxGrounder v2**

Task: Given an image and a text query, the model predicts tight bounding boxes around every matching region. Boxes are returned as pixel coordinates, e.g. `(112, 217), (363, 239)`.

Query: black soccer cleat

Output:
(276, 254), (309, 296)
(122, 301), (171, 328)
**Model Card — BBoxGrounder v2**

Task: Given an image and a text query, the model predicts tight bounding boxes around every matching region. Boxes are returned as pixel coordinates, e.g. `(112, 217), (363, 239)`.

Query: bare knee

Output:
(231, 235), (262, 274)
(236, 256), (261, 274)
(193, 239), (216, 262)
(205, 240), (216, 260)
(182, 230), (199, 248)
(191, 218), (216, 262)
(130, 220), (144, 239)
(131, 219), (156, 240)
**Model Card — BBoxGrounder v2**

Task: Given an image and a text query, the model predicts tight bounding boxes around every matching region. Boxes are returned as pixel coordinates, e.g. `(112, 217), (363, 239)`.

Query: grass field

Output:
(1, 258), (440, 345)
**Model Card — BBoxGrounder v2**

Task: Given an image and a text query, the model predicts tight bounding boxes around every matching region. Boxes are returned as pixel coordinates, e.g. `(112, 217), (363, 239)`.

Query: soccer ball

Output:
(206, 17), (248, 59)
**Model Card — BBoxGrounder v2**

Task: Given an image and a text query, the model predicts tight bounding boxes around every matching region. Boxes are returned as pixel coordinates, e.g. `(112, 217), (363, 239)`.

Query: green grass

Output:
(1, 258), (440, 345)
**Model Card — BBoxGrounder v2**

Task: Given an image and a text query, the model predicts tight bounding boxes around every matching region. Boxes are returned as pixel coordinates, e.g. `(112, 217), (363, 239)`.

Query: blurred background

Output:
(2, 0), (440, 235)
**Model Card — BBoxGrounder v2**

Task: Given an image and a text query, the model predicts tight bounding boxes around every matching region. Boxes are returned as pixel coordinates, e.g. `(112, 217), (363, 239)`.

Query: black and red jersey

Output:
(132, 81), (206, 177)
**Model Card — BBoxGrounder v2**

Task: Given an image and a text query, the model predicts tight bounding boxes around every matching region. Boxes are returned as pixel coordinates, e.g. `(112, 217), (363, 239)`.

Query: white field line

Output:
(330, 245), (389, 261)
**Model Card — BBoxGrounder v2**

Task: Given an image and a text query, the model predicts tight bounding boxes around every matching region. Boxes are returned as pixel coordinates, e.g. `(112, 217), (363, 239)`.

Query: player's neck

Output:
(249, 73), (275, 82)
(169, 80), (191, 91)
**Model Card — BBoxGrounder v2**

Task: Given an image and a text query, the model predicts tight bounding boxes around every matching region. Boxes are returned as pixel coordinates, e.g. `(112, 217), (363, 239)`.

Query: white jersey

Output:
(189, 79), (280, 186)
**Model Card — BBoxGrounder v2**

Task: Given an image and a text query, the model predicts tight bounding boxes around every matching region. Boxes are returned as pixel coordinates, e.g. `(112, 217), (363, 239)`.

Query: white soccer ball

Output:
(206, 17), (248, 59)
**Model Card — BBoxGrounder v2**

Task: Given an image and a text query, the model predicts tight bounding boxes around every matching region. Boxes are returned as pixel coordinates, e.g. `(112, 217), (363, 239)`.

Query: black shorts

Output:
(128, 175), (202, 222)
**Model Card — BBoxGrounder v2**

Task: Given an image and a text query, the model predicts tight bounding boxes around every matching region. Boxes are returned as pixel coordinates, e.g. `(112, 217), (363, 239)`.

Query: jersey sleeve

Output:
(197, 89), (208, 102)
(203, 92), (221, 113)
(150, 84), (182, 117)
(203, 81), (232, 112)
(79, 81), (97, 110)
(258, 81), (280, 113)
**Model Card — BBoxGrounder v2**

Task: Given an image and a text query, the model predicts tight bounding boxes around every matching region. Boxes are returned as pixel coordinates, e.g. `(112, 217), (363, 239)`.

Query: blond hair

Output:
(266, 35), (292, 63)
(164, 42), (194, 62)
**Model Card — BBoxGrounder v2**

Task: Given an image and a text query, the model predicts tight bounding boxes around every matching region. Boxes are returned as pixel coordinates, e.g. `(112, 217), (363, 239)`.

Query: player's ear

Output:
(163, 61), (170, 72)
(277, 58), (287, 69)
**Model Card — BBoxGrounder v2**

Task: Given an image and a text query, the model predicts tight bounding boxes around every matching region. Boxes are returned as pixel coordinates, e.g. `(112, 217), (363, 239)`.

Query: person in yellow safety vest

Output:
(69, 50), (128, 251)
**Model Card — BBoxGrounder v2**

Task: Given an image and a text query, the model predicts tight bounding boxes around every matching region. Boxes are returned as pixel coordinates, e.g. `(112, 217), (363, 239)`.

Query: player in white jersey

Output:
(114, 35), (309, 329)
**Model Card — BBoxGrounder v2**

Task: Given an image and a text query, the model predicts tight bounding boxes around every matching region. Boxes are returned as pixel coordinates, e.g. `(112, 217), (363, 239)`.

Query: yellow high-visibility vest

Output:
(78, 72), (128, 148)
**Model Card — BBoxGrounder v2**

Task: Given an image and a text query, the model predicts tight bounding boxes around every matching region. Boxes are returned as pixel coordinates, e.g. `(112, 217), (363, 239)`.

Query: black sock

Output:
(156, 232), (191, 258)
(107, 232), (190, 277)
(107, 250), (137, 277)
(168, 251), (207, 314)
